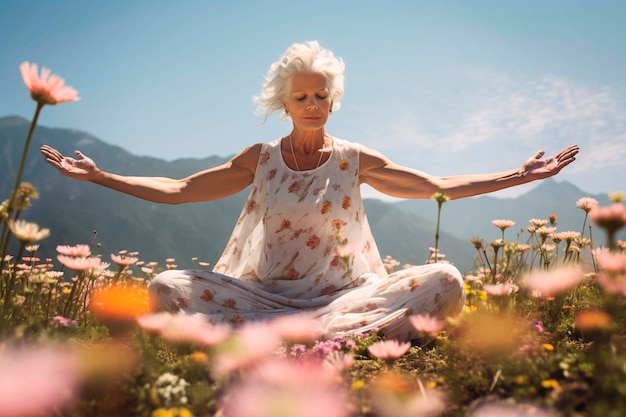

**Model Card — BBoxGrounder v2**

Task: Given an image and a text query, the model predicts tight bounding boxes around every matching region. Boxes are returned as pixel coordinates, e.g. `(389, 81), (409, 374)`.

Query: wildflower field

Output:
(2, 63), (626, 417)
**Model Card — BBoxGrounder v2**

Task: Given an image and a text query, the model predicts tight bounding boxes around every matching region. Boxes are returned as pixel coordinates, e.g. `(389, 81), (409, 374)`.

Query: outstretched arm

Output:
(40, 144), (261, 204)
(359, 144), (579, 200)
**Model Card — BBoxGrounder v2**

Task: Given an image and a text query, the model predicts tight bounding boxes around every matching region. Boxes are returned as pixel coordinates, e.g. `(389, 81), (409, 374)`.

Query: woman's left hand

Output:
(521, 144), (579, 179)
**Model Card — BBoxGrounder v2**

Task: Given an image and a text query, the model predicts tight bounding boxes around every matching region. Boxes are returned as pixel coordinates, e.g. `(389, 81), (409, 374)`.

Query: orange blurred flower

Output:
(575, 310), (612, 332)
(19, 62), (79, 105)
(90, 284), (150, 320)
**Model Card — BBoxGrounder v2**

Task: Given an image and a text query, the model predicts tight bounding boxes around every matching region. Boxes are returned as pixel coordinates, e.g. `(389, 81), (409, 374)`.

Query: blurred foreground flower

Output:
(575, 309), (612, 333)
(456, 312), (528, 355)
(220, 359), (352, 417)
(368, 340), (411, 360)
(410, 313), (447, 336)
(369, 370), (447, 417)
(590, 203), (626, 249)
(595, 250), (626, 296)
(0, 345), (82, 417)
(212, 321), (283, 376)
(483, 282), (519, 296)
(267, 313), (326, 343)
(90, 283), (150, 320)
(523, 266), (587, 297)
(138, 312), (231, 347)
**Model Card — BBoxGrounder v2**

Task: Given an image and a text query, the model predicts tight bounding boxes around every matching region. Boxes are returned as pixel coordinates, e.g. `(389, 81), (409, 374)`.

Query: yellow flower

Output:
(151, 408), (194, 417)
(515, 375), (528, 385)
(151, 408), (172, 417)
(479, 291), (488, 301)
(431, 191), (450, 204)
(173, 408), (194, 417)
(542, 343), (555, 352)
(351, 380), (365, 391)
(541, 379), (559, 389)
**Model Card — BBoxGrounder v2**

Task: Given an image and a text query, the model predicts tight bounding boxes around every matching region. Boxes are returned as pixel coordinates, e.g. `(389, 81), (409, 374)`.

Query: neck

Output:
(289, 129), (328, 155)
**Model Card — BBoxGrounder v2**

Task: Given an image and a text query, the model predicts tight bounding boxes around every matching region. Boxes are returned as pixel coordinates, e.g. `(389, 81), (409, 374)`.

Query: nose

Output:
(306, 97), (319, 110)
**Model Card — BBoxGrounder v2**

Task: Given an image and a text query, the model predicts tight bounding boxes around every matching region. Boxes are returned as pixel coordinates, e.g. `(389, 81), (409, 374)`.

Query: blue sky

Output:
(1, 0), (625, 200)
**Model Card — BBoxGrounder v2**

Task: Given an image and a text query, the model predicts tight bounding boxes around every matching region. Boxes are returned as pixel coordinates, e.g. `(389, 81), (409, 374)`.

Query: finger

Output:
(74, 150), (85, 160)
(558, 147), (579, 160)
(40, 147), (60, 162)
(534, 150), (545, 160)
(40, 145), (59, 158)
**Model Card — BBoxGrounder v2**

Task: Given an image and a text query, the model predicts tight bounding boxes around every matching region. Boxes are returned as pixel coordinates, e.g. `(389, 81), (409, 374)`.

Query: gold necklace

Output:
(289, 135), (324, 171)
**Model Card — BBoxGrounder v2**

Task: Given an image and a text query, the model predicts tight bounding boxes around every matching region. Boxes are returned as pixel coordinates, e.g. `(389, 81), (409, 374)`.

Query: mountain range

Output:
(1, 115), (620, 273)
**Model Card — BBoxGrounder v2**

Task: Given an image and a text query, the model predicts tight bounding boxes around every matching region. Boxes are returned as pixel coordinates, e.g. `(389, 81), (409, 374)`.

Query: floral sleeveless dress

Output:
(148, 137), (464, 342)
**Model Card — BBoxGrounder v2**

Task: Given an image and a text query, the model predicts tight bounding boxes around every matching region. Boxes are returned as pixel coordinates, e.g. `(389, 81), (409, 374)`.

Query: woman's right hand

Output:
(40, 145), (99, 181)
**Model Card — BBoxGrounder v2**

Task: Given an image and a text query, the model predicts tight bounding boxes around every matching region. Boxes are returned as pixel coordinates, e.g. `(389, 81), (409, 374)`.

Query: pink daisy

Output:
(56, 244), (91, 257)
(410, 313), (447, 335)
(19, 62), (79, 105)
(368, 340), (411, 360)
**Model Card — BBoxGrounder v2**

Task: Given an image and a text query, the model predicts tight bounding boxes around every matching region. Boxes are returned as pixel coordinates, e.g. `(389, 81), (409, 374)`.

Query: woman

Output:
(41, 41), (578, 342)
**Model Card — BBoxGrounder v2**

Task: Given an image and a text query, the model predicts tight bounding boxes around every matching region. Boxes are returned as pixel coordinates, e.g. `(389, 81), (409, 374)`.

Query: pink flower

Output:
(111, 253), (139, 267)
(20, 62), (79, 105)
(57, 254), (101, 271)
(595, 251), (626, 297)
(523, 266), (588, 297)
(551, 231), (580, 243)
(536, 226), (557, 237)
(138, 312), (231, 346)
(576, 197), (599, 213)
(220, 359), (351, 417)
(483, 282), (519, 296)
(323, 351), (355, 372)
(52, 315), (78, 327)
(590, 203), (626, 232)
(8, 220), (50, 243)
(529, 218), (548, 227)
(268, 313), (326, 343)
(492, 219), (516, 231)
(368, 340), (411, 360)
(212, 322), (283, 375)
(0, 346), (81, 417)
(56, 244), (91, 257)
(410, 314), (447, 335)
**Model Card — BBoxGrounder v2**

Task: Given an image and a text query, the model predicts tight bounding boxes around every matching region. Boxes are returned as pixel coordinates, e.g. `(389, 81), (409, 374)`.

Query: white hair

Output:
(254, 41), (346, 121)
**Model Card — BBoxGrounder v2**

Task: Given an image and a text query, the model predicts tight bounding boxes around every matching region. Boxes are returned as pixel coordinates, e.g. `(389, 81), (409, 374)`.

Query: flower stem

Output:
(8, 102), (43, 216)
(0, 103), (44, 269)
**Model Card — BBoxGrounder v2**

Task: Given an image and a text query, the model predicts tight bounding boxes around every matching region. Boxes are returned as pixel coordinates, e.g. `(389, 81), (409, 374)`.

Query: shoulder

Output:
(230, 142), (264, 173)
(358, 143), (391, 175)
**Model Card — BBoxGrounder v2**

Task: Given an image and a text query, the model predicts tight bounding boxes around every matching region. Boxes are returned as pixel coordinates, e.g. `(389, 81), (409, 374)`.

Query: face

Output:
(282, 72), (332, 131)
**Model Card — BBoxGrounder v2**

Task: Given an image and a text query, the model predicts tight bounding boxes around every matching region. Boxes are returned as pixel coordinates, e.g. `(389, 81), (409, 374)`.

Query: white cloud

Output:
(355, 70), (625, 173)
(438, 72), (624, 152)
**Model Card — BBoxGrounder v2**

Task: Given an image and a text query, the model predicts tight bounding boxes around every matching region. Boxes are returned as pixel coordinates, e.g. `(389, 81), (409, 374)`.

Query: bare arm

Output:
(359, 144), (579, 200)
(40, 144), (261, 204)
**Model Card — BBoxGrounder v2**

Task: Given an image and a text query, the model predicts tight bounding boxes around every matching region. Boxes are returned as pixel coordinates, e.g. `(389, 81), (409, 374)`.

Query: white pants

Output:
(148, 263), (464, 342)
